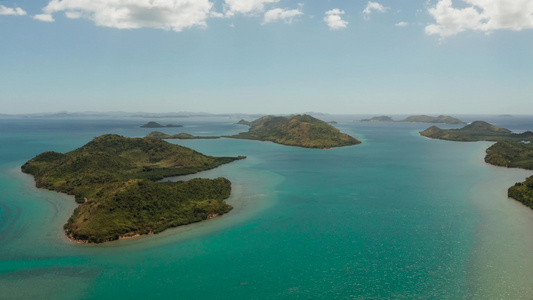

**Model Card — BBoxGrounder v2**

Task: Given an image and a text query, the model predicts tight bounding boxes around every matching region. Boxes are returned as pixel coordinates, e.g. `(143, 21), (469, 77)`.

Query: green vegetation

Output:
(485, 141), (533, 169)
(141, 121), (183, 128)
(508, 176), (533, 209)
(360, 116), (393, 122)
(146, 131), (220, 139)
(21, 134), (244, 243)
(401, 115), (466, 124)
(228, 114), (361, 149)
(420, 121), (533, 210)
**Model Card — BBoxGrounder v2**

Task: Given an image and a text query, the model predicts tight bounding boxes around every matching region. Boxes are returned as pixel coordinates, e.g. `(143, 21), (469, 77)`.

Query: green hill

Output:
(229, 114), (361, 149)
(401, 115), (465, 124)
(21, 134), (244, 243)
(236, 119), (252, 126)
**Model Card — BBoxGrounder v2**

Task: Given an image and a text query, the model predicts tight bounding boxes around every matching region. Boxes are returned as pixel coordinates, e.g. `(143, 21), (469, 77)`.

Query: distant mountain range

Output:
(359, 115), (465, 124)
(0, 111), (264, 119)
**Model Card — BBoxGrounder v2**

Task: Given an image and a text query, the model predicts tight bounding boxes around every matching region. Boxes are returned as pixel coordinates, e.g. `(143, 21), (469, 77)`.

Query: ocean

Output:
(1, 115), (533, 299)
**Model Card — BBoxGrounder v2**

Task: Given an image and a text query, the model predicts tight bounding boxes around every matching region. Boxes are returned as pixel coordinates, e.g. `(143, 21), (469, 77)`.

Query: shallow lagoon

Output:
(1, 116), (533, 299)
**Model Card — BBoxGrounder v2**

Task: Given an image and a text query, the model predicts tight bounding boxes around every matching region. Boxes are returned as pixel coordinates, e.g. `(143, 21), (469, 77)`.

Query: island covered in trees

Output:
(400, 115), (466, 124)
(21, 134), (245, 243)
(148, 115), (360, 148)
(420, 121), (533, 209)
(360, 116), (394, 122)
(229, 114), (360, 149)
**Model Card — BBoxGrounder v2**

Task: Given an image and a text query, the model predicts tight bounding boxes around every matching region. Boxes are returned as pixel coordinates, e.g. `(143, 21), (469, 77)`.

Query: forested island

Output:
(141, 121), (183, 128)
(420, 121), (533, 209)
(229, 114), (360, 149)
(360, 116), (394, 122)
(146, 131), (220, 140)
(401, 115), (465, 124)
(21, 134), (245, 243)
(235, 119), (252, 126)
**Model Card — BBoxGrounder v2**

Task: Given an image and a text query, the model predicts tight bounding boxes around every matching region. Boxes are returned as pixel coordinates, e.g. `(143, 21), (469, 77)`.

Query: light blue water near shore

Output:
(1, 116), (533, 299)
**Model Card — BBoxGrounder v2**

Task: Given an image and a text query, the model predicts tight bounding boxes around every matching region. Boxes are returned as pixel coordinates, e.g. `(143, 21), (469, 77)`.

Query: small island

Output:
(21, 134), (245, 243)
(360, 116), (394, 122)
(420, 121), (533, 141)
(400, 115), (466, 124)
(420, 121), (533, 209)
(235, 119), (252, 126)
(228, 114), (361, 149)
(146, 131), (220, 140)
(141, 121), (183, 128)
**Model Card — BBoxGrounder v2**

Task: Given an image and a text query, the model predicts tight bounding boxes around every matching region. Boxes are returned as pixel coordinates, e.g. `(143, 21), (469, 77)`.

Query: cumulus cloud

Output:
(363, 2), (387, 17)
(224, 0), (279, 17)
(263, 8), (302, 24)
(426, 0), (533, 38)
(34, 14), (55, 22)
(34, 0), (214, 32)
(324, 8), (347, 30)
(395, 21), (408, 27)
(0, 5), (27, 16)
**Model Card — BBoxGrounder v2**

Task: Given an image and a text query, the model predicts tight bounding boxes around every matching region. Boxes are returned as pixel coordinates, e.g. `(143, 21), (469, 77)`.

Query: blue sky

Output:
(1, 0), (532, 115)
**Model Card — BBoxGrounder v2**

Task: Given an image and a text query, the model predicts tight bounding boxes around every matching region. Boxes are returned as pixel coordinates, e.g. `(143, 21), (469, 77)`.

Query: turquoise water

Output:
(1, 117), (533, 299)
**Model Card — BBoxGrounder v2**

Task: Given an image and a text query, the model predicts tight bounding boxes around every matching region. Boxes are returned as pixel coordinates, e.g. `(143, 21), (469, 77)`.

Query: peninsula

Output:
(141, 121), (183, 128)
(146, 131), (220, 140)
(21, 134), (245, 243)
(420, 121), (533, 209)
(229, 114), (360, 149)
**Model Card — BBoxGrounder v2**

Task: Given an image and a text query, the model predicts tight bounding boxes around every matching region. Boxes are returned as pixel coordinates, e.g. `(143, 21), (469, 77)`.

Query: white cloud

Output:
(0, 5), (27, 16)
(263, 8), (302, 24)
(210, 11), (224, 18)
(35, 0), (214, 32)
(395, 21), (408, 27)
(426, 0), (533, 38)
(324, 8), (347, 30)
(34, 14), (55, 22)
(363, 2), (387, 17)
(224, 0), (279, 17)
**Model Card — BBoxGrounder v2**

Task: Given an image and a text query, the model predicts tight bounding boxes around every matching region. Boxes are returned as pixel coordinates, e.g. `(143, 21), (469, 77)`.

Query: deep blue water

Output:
(1, 115), (533, 299)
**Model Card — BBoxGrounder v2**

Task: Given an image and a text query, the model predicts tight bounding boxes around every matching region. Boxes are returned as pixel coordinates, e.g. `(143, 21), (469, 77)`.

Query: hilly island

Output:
(420, 121), (533, 209)
(21, 134), (245, 243)
(400, 115), (465, 124)
(229, 114), (360, 149)
(146, 131), (220, 140)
